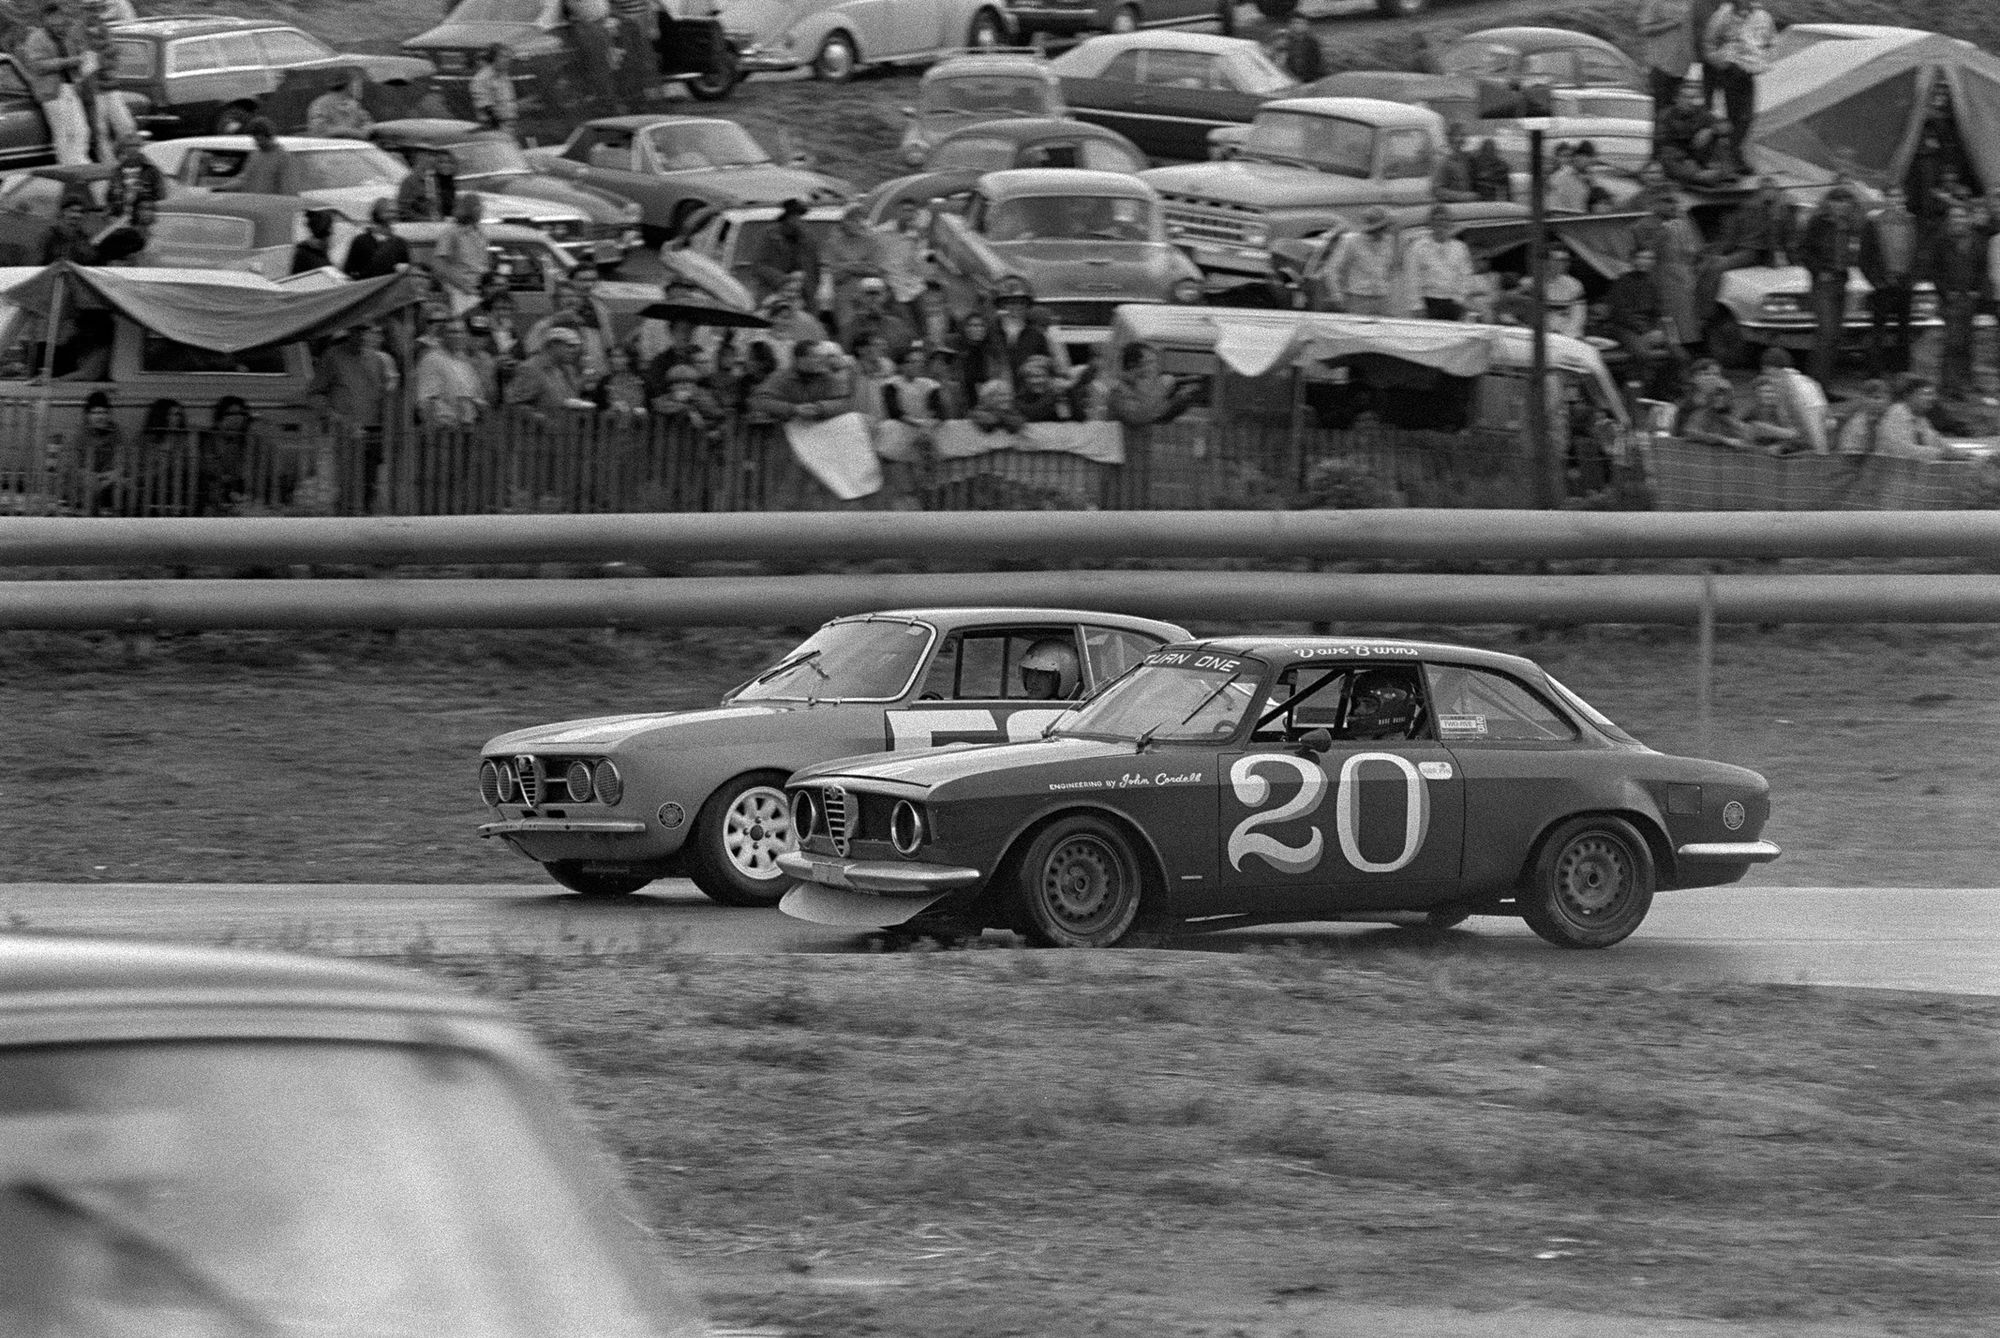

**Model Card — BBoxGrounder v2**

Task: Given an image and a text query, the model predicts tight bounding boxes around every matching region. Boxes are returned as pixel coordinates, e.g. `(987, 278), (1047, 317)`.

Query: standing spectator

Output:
(1546, 143), (1590, 214)
(469, 45), (518, 136)
(307, 71), (374, 140)
(1758, 347), (1829, 453)
(1743, 375), (1805, 453)
(747, 339), (851, 424)
(41, 192), (96, 263)
(1014, 355), (1073, 422)
(912, 282), (955, 351)
(1695, 176), (1792, 318)
(105, 132), (163, 222)
(222, 119), (295, 195)
(430, 193), (490, 317)
(1703, 0), (1774, 175)
(1634, 191), (1702, 349)
(1873, 375), (1946, 459)
(344, 199), (410, 278)
(1677, 376), (1748, 449)
(83, 25), (138, 162)
(950, 309), (1006, 407)
(760, 285), (829, 352)
(1637, 0), (1695, 108)
(1795, 186), (1864, 386)
(396, 147), (455, 221)
(652, 362), (723, 433)
(1933, 203), (1987, 400)
(1628, 328), (1689, 406)
(291, 209), (337, 274)
(847, 330), (894, 418)
(822, 201), (885, 341)
(1431, 124), (1477, 204)
(80, 389), (128, 514)
(882, 344), (945, 433)
(1859, 184), (1919, 377)
(1605, 246), (1666, 360)
(504, 325), (592, 414)
(540, 0), (615, 111)
(847, 277), (916, 360)
(1106, 339), (1199, 505)
(1469, 139), (1512, 203)
(595, 344), (649, 421)
(16, 1), (90, 166)
(1319, 207), (1401, 315)
(874, 197), (929, 308)
(196, 397), (255, 514)
(1404, 205), (1474, 321)
(1544, 247), (1587, 340)
(415, 320), (490, 426)
(609, 0), (659, 110)
(748, 198), (820, 302)
(309, 325), (399, 509)
(993, 288), (1055, 378)
(1276, 13), (1323, 83)
(1691, 0), (1723, 108)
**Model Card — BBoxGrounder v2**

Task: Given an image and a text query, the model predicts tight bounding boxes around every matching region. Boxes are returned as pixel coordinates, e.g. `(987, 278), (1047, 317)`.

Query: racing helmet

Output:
(1340, 670), (1420, 740)
(1019, 639), (1081, 700)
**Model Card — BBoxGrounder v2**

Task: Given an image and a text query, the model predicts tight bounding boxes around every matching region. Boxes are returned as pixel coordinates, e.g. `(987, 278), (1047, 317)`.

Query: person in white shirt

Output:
(430, 194), (490, 318)
(469, 45), (518, 136)
(1318, 206), (1402, 316)
(1403, 205), (1474, 321)
(416, 321), (491, 426)
(1543, 247), (1587, 339)
(1545, 142), (1591, 214)
(1703, 0), (1774, 175)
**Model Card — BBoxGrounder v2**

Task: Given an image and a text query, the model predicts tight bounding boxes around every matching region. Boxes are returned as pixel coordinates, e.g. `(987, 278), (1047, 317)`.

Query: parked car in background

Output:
(930, 167), (1204, 333)
(1001, 0), (1230, 44)
(1436, 27), (1648, 97)
(477, 608), (1190, 905)
(371, 119), (644, 270)
(676, 199), (847, 294)
(899, 50), (1066, 167)
(0, 935), (710, 1338)
(1707, 264), (1942, 368)
(105, 14), (438, 138)
(527, 115), (849, 243)
(0, 164), (109, 264)
(1143, 96), (1448, 286)
(395, 220), (660, 330)
(0, 54), (150, 170)
(1049, 32), (1297, 162)
(723, 0), (1012, 82)
(146, 192), (360, 279)
(405, 0), (740, 110)
(866, 116), (1147, 221)
(780, 634), (1777, 948)
(1299, 69), (1653, 126)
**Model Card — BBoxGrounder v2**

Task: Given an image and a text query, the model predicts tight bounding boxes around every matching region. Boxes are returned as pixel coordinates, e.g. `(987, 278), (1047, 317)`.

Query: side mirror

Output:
(1297, 728), (1331, 756)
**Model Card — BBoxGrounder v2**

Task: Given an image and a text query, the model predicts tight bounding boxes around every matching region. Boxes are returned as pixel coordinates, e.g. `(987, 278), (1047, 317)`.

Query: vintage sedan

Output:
(898, 51), (1067, 167)
(371, 119), (645, 269)
(779, 636), (1779, 948)
(723, 0), (1012, 81)
(525, 115), (850, 243)
(477, 607), (1189, 904)
(930, 168), (1205, 330)
(146, 192), (361, 279)
(867, 117), (1147, 223)
(1049, 32), (1297, 163)
(1003, 0), (1231, 43)
(1436, 27), (1648, 97)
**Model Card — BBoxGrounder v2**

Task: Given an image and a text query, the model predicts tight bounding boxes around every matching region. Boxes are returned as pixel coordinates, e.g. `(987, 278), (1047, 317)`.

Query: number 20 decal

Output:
(1227, 753), (1432, 876)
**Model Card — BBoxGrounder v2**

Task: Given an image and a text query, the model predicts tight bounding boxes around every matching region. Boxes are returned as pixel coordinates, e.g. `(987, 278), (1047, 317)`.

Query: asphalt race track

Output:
(3, 882), (1994, 996)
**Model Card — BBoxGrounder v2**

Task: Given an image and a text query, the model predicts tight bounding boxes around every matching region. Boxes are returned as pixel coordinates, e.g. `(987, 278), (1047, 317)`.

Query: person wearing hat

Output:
(505, 323), (593, 414)
(1318, 207), (1403, 316)
(846, 275), (917, 361)
(822, 199), (885, 341)
(749, 198), (821, 304)
(1795, 185), (1865, 384)
(747, 338), (851, 425)
(1404, 205), (1474, 322)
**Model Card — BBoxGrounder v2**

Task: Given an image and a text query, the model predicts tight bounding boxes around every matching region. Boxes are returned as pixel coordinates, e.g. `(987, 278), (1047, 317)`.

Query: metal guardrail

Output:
(10, 572), (2000, 631)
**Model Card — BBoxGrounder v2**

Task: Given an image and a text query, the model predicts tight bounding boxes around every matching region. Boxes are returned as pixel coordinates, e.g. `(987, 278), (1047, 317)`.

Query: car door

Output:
(1063, 48), (1155, 153)
(1134, 48), (1252, 163)
(1214, 661), (1465, 917)
(884, 625), (1088, 749)
(0, 59), (50, 170)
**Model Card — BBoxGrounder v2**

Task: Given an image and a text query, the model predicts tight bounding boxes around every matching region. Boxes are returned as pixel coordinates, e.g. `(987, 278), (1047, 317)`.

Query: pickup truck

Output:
(1141, 96), (1447, 289)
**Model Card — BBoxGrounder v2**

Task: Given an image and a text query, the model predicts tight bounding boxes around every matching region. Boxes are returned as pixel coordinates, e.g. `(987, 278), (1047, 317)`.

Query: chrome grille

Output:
(514, 754), (543, 806)
(1161, 198), (1266, 248)
(822, 784), (852, 857)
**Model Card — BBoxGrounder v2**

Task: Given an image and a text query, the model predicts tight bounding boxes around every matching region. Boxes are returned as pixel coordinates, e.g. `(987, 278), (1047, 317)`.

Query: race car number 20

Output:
(1227, 753), (1432, 876)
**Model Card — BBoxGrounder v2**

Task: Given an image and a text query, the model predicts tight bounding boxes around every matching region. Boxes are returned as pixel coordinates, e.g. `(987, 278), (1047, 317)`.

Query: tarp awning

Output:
(1212, 316), (1493, 378)
(0, 264), (423, 353)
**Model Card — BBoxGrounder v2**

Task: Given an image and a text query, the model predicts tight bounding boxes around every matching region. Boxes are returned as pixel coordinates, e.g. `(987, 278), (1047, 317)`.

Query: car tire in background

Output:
(685, 45), (741, 101)
(1010, 815), (1145, 948)
(684, 771), (797, 906)
(1519, 815), (1656, 949)
(814, 32), (859, 82)
(545, 862), (655, 897)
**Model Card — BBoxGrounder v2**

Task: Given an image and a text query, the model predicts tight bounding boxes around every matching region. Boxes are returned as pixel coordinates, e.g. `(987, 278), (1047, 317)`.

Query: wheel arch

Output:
(1517, 807), (1674, 893)
(988, 802), (1171, 916)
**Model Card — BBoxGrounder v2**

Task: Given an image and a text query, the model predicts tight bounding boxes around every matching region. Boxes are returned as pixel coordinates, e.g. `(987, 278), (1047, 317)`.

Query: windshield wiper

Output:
(14, 1182), (279, 1337)
(1136, 674), (1242, 752)
(748, 647), (824, 687)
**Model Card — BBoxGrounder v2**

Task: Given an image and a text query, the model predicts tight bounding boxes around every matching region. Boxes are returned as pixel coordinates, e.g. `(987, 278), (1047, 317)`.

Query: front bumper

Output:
(479, 817), (648, 838)
(731, 43), (800, 72)
(1181, 240), (1272, 279)
(776, 850), (981, 895)
(1676, 840), (1782, 862)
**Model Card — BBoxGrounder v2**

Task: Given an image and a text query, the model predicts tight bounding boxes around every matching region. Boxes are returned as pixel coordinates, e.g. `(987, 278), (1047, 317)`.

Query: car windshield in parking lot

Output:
(731, 618), (935, 702)
(646, 123), (770, 170)
(449, 138), (536, 177)
(988, 193), (1151, 242)
(920, 76), (1058, 118)
(1244, 111), (1374, 176)
(1053, 657), (1261, 744)
(291, 146), (408, 190)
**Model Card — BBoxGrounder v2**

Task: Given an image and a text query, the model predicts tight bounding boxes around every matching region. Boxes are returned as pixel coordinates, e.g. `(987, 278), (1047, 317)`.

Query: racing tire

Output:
(1519, 816), (1655, 949)
(545, 863), (654, 898)
(814, 33), (859, 82)
(967, 9), (1006, 49)
(1375, 0), (1428, 16)
(683, 771), (797, 907)
(214, 102), (257, 135)
(1011, 816), (1145, 948)
(1109, 5), (1141, 34)
(684, 45), (740, 101)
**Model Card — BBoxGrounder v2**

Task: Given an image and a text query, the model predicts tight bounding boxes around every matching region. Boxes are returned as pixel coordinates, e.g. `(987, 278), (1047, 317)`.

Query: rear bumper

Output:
(1676, 840), (1782, 862)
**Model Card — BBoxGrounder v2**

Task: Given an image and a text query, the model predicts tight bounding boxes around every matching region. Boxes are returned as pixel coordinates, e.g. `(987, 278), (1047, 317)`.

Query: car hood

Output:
(800, 735), (1143, 790)
(478, 190), (589, 224)
(484, 704), (805, 752)
(1142, 160), (1386, 210)
(404, 22), (563, 59)
(464, 172), (636, 222)
(994, 241), (1197, 299)
(689, 163), (850, 206)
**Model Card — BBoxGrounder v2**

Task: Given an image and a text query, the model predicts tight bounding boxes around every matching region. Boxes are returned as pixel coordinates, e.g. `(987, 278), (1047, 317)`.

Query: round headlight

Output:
(890, 800), (925, 856)
(594, 760), (623, 807)
(479, 759), (504, 807)
(792, 789), (819, 840)
(565, 760), (594, 804)
(1172, 278), (1204, 304)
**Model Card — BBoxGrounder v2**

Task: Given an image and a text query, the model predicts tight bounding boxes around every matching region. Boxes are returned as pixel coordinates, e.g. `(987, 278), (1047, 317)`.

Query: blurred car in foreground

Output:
(779, 635), (1779, 948)
(478, 607), (1189, 905)
(1049, 31), (1297, 162)
(0, 934), (708, 1337)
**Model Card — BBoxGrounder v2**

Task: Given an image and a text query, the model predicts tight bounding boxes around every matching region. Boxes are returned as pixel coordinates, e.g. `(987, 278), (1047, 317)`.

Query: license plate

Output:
(809, 860), (852, 889)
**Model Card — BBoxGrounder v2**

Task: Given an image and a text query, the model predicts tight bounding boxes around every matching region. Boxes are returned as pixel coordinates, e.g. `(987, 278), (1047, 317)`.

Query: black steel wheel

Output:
(685, 44), (740, 100)
(683, 771), (796, 907)
(814, 32), (858, 81)
(1011, 816), (1144, 948)
(545, 863), (653, 897)
(1519, 816), (1655, 948)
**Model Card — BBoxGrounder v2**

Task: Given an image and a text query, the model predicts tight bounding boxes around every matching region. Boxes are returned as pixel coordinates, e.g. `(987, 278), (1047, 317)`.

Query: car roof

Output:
(109, 16), (291, 39)
(154, 192), (305, 224)
(1449, 27), (1627, 57)
(370, 118), (495, 145)
(849, 608), (1190, 639)
(581, 114), (734, 133)
(939, 117), (1131, 146)
(1170, 635), (1545, 676)
(161, 135), (384, 153)
(1261, 96), (1445, 129)
(978, 167), (1154, 197)
(923, 52), (1056, 80)
(1063, 31), (1267, 57)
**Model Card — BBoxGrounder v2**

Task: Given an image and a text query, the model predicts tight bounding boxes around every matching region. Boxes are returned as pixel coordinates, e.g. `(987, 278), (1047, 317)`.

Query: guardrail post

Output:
(1696, 568), (1716, 758)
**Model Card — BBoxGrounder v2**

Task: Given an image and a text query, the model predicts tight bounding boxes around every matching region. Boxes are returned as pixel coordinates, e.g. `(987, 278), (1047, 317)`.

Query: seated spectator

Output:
(1757, 346), (1829, 452)
(1677, 378), (1749, 449)
(1743, 375), (1806, 454)
(1874, 375), (1947, 460)
(1656, 83), (1737, 188)
(1014, 355), (1073, 423)
(291, 208), (337, 274)
(1604, 247), (1666, 360)
(42, 193), (96, 264)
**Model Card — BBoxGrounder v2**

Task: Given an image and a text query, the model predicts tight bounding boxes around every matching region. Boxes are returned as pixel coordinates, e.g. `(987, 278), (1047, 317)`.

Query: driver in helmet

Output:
(1019, 639), (1080, 700)
(1339, 669), (1420, 740)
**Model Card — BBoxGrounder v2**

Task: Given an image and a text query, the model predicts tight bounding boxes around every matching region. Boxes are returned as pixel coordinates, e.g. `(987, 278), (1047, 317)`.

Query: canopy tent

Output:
(0, 264), (423, 353)
(1211, 316), (1494, 379)
(1749, 29), (2000, 194)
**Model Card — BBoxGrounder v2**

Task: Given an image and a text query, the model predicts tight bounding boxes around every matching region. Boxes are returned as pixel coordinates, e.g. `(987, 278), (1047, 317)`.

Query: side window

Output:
(584, 132), (635, 172)
(1142, 51), (1218, 89)
(922, 629), (1078, 700)
(1380, 128), (1433, 179)
(1098, 50), (1140, 83)
(0, 59), (28, 100)
(211, 33), (265, 71)
(1082, 627), (1162, 687)
(191, 150), (248, 187)
(140, 333), (286, 374)
(257, 29), (331, 66)
(169, 38), (220, 74)
(1423, 665), (1577, 743)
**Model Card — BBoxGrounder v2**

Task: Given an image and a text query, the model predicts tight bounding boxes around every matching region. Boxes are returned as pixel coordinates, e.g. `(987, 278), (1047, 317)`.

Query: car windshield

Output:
(987, 193), (1153, 242)
(730, 618), (935, 702)
(442, 0), (542, 22)
(0, 1040), (681, 1337)
(1053, 656), (1261, 744)
(448, 138), (534, 176)
(919, 75), (1058, 118)
(294, 145), (409, 190)
(645, 123), (771, 170)
(930, 135), (1016, 171)
(1542, 673), (1641, 744)
(1243, 111), (1375, 176)
(1224, 48), (1297, 96)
